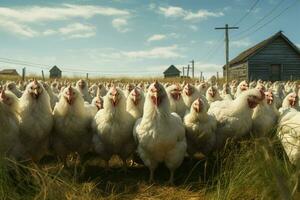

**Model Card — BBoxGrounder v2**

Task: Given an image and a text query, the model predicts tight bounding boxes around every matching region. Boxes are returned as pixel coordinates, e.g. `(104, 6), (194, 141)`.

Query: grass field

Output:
(1, 136), (299, 200)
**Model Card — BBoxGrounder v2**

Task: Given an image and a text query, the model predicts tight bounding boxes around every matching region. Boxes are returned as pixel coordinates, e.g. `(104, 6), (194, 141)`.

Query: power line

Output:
(233, 0), (260, 26)
(0, 58), (162, 75)
(199, 34), (224, 63)
(235, 0), (298, 40)
(197, 0), (260, 65)
(232, 0), (285, 38)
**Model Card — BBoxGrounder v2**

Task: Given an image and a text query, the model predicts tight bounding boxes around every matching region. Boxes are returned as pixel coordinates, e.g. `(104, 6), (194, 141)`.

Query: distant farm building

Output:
(163, 65), (181, 78)
(224, 31), (300, 81)
(0, 69), (20, 76)
(49, 65), (62, 79)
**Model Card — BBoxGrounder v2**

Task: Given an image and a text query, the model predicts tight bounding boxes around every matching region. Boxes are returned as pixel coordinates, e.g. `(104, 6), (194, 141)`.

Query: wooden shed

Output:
(49, 65), (62, 79)
(163, 65), (181, 78)
(224, 31), (300, 81)
(0, 69), (20, 76)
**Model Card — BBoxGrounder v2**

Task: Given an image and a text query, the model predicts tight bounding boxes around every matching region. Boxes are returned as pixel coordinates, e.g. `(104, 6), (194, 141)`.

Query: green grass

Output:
(1, 136), (299, 200)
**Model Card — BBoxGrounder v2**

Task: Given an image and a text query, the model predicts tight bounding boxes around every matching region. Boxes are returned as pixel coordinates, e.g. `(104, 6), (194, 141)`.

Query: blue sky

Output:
(0, 0), (299, 78)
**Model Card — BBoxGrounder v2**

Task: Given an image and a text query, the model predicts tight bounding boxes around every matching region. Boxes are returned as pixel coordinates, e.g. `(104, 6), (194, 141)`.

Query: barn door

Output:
(270, 64), (281, 81)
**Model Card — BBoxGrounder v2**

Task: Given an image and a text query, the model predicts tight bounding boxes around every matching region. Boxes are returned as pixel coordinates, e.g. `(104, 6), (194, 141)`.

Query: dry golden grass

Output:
(0, 75), (225, 85)
(1, 136), (300, 200)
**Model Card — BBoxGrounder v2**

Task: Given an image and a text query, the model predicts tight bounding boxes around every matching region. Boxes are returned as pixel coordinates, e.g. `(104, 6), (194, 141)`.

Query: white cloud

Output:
(0, 4), (129, 23)
(158, 6), (223, 22)
(123, 45), (183, 59)
(75, 45), (184, 61)
(43, 23), (96, 38)
(159, 6), (186, 18)
(43, 29), (57, 36)
(184, 10), (224, 21)
(231, 38), (252, 48)
(189, 25), (198, 31)
(112, 18), (129, 32)
(59, 23), (96, 38)
(0, 4), (130, 37)
(0, 18), (38, 37)
(147, 34), (167, 42)
(146, 33), (180, 43)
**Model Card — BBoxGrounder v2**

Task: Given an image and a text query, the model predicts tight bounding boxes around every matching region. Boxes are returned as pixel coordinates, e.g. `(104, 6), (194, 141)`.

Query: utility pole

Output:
(41, 70), (45, 81)
(190, 60), (195, 78)
(182, 66), (185, 77)
(200, 71), (203, 81)
(22, 68), (26, 81)
(215, 24), (239, 83)
(86, 73), (89, 80)
(187, 64), (190, 78)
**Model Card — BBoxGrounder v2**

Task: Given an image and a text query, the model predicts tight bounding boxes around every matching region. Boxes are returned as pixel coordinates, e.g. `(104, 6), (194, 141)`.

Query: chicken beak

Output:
(66, 95), (72, 104)
(186, 89), (192, 96)
(209, 90), (215, 97)
(194, 98), (202, 113)
(112, 95), (118, 106)
(175, 92), (181, 100)
(32, 89), (40, 99)
(132, 96), (139, 105)
(96, 100), (103, 110)
(0, 90), (5, 100)
(171, 92), (180, 100)
(152, 92), (159, 106)
(290, 97), (297, 106)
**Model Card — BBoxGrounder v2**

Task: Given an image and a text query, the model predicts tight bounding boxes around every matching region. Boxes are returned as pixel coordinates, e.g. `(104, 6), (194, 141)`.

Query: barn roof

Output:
(0, 69), (19, 76)
(163, 65), (181, 74)
(49, 65), (61, 72)
(226, 31), (300, 68)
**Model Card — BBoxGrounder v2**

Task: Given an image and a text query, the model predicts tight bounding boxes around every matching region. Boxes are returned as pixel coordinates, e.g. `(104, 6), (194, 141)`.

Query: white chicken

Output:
(272, 82), (285, 109)
(41, 82), (59, 110)
(182, 83), (207, 109)
(197, 82), (209, 96)
(206, 86), (222, 104)
(97, 83), (107, 97)
(277, 108), (300, 166)
(281, 92), (299, 111)
(220, 83), (233, 101)
(84, 87), (104, 118)
(124, 83), (134, 99)
(234, 80), (249, 98)
(209, 88), (265, 149)
(19, 80), (53, 161)
(166, 84), (187, 118)
(92, 86), (136, 169)
(76, 79), (92, 103)
(6, 82), (23, 98)
(0, 89), (23, 159)
(183, 98), (217, 156)
(52, 86), (93, 161)
(133, 81), (186, 183)
(126, 87), (145, 120)
(252, 90), (279, 137)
